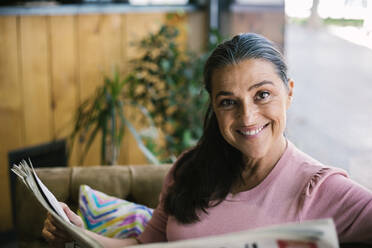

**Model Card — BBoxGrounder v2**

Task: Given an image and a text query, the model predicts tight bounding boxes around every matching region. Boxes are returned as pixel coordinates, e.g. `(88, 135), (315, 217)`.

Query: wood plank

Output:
(77, 14), (104, 166)
(20, 16), (52, 146)
(101, 14), (123, 76)
(0, 16), (23, 231)
(49, 15), (79, 166)
(230, 11), (285, 51)
(49, 15), (78, 139)
(186, 11), (208, 53)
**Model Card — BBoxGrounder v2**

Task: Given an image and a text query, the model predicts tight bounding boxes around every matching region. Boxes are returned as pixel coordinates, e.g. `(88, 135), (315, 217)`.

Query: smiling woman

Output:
(211, 59), (292, 164)
(42, 33), (372, 247)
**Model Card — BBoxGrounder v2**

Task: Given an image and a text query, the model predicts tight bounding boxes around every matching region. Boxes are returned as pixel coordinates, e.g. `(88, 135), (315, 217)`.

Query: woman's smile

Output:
(236, 123), (270, 138)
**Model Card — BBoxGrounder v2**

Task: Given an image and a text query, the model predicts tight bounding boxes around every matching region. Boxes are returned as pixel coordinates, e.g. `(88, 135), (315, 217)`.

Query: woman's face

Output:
(211, 59), (294, 160)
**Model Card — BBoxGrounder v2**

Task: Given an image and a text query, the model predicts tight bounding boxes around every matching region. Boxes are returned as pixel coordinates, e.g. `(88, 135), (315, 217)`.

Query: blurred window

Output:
(319, 0), (368, 19)
(285, 0), (313, 18)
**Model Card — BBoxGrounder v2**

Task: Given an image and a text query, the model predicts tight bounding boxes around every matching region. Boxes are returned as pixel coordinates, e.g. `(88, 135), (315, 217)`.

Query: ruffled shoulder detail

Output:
(304, 166), (348, 197)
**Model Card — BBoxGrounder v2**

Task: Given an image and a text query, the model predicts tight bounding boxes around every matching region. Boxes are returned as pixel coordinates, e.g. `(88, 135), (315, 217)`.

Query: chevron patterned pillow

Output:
(77, 184), (153, 238)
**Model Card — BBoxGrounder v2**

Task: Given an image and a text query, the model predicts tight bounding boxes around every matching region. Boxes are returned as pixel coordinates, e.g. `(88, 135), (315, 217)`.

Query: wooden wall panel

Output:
(186, 11), (208, 53)
(50, 16), (78, 139)
(20, 16), (52, 146)
(0, 16), (23, 231)
(101, 14), (123, 76)
(77, 15), (104, 102)
(228, 11), (285, 51)
(49, 16), (80, 166)
(77, 14), (105, 166)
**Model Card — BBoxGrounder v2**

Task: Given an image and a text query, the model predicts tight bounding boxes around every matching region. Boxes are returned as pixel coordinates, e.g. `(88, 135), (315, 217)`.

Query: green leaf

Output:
(160, 59), (171, 72)
(117, 102), (126, 146)
(101, 113), (108, 165)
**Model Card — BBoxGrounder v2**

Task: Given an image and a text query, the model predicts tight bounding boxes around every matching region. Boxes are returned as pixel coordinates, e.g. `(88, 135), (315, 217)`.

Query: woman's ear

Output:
(286, 79), (294, 109)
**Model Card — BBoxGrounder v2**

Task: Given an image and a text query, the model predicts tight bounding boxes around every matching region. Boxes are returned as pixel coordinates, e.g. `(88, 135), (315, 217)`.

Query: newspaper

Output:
(12, 160), (340, 248)
(11, 160), (103, 248)
(129, 219), (340, 248)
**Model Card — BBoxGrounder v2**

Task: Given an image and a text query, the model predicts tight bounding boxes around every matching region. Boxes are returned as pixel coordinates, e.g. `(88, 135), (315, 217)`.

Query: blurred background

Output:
(1, 0), (371, 246)
(284, 0), (372, 189)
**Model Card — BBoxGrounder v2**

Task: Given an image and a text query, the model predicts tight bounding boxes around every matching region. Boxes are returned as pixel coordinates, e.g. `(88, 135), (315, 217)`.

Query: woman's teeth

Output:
(239, 125), (265, 136)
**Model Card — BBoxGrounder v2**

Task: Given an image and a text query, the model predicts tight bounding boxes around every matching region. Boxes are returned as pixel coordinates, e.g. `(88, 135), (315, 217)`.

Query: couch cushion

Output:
(78, 185), (153, 238)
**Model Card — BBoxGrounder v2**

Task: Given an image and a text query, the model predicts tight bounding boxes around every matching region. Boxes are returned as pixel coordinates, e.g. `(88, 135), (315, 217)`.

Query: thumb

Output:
(60, 202), (83, 228)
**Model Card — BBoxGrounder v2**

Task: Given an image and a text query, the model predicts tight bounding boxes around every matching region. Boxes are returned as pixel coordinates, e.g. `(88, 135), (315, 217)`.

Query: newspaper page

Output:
(128, 219), (339, 248)
(12, 160), (103, 248)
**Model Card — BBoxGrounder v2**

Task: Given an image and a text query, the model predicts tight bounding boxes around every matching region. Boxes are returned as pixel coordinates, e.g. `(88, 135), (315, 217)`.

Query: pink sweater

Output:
(138, 141), (372, 244)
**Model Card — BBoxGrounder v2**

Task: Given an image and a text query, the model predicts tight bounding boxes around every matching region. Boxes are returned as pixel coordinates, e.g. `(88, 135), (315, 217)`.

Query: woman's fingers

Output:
(47, 212), (64, 231)
(44, 215), (70, 240)
(60, 202), (84, 228)
(42, 202), (84, 247)
(42, 212), (73, 246)
(42, 228), (66, 248)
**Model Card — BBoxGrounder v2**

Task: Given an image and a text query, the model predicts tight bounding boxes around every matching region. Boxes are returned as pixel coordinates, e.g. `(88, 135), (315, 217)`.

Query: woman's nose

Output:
(238, 101), (258, 123)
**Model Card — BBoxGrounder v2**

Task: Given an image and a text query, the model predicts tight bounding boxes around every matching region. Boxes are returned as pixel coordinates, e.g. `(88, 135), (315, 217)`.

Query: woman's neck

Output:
(231, 136), (288, 194)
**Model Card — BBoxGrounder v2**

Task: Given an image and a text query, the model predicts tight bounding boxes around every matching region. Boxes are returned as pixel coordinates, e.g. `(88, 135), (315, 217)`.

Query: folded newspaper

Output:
(12, 160), (103, 248)
(12, 160), (340, 248)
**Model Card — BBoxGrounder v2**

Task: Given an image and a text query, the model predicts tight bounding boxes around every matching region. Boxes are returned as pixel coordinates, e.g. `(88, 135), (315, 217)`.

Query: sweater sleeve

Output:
(137, 149), (194, 243)
(136, 201), (168, 243)
(136, 167), (173, 243)
(300, 168), (372, 244)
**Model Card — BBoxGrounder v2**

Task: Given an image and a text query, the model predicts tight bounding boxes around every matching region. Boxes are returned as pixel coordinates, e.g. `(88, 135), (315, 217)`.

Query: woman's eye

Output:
(220, 99), (236, 107)
(256, 91), (270, 100)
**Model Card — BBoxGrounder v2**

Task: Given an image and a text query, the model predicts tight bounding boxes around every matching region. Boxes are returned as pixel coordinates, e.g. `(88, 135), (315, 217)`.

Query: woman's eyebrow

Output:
(215, 80), (274, 100)
(215, 91), (233, 100)
(248, 80), (274, 91)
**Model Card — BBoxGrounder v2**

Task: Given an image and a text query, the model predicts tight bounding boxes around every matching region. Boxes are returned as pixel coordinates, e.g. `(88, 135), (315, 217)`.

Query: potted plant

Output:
(69, 71), (158, 165)
(125, 25), (223, 162)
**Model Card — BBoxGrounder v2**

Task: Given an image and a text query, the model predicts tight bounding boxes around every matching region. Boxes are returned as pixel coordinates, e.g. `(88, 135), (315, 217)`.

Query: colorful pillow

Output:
(77, 185), (153, 238)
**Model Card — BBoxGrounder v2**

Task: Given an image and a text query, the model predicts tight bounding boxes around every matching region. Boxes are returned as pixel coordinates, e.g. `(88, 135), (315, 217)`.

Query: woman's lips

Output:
(236, 123), (270, 137)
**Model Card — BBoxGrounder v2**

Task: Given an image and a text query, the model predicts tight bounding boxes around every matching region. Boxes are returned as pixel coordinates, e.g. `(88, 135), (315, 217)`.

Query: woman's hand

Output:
(42, 202), (84, 248)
